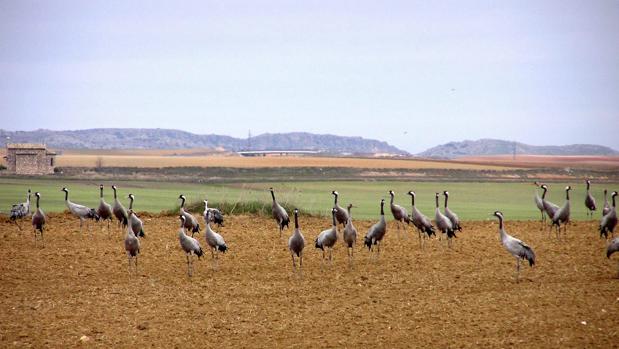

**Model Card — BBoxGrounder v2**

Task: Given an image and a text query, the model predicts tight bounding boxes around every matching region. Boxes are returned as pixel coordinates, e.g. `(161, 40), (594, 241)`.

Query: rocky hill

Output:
(418, 139), (618, 159)
(0, 129), (408, 155)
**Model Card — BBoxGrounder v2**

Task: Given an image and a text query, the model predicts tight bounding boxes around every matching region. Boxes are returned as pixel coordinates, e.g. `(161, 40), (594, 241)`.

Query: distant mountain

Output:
(0, 129), (408, 155)
(418, 139), (618, 159)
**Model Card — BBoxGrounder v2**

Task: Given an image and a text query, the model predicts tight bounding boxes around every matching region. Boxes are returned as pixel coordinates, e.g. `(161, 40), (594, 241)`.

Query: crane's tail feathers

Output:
(195, 248), (204, 258)
(138, 229), (145, 238)
(314, 239), (324, 250)
(192, 224), (200, 233)
(447, 229), (457, 239)
(520, 246), (536, 266)
(217, 244), (228, 253)
(425, 226), (436, 237)
(280, 217), (290, 230)
(363, 236), (373, 250)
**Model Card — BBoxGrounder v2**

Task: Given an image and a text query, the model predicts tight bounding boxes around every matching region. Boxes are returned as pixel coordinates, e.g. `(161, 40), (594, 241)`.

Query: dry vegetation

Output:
(457, 155), (619, 170)
(1, 214), (617, 348)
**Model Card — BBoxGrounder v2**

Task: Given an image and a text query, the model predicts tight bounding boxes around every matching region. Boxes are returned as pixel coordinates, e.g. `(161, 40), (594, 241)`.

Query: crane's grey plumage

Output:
(540, 184), (559, 222)
(550, 186), (571, 239)
(288, 208), (305, 273)
(607, 237), (619, 278)
(178, 194), (200, 236)
(204, 210), (228, 269)
(177, 215), (204, 277)
(331, 191), (349, 227)
(600, 191), (617, 239)
(62, 187), (99, 234)
(269, 188), (289, 237)
(203, 199), (224, 227)
(443, 191), (462, 232)
(389, 190), (410, 238)
(407, 191), (436, 249)
(31, 192), (46, 247)
(96, 185), (113, 233)
(343, 204), (358, 266)
(493, 211), (536, 282)
(364, 199), (387, 256)
(584, 179), (597, 219)
(434, 193), (456, 247)
(124, 215), (140, 275)
(602, 189), (611, 217)
(315, 208), (338, 266)
(533, 181), (546, 225)
(127, 194), (145, 238)
(10, 189), (31, 230)
(111, 185), (128, 232)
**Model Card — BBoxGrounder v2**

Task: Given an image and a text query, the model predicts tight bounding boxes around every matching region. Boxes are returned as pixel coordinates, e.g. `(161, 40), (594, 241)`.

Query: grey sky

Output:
(1, 0), (618, 153)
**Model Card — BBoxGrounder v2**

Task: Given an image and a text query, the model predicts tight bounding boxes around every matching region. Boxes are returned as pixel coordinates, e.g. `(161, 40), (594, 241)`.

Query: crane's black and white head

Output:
(388, 190), (394, 196)
(347, 203), (355, 209)
(178, 194), (185, 200)
(268, 187), (274, 192)
(443, 191), (449, 197)
(585, 179), (591, 185)
(332, 190), (338, 196)
(493, 211), (504, 219)
(612, 191), (618, 198)
(380, 199), (385, 205)
(565, 186), (571, 191)
(112, 185), (117, 190)
(407, 190), (415, 196)
(61, 187), (68, 193)
(435, 192), (440, 198)
(128, 193), (135, 199)
(27, 188), (31, 194)
(99, 184), (104, 189)
(541, 184), (548, 190)
(35, 192), (41, 198)
(294, 208), (299, 215)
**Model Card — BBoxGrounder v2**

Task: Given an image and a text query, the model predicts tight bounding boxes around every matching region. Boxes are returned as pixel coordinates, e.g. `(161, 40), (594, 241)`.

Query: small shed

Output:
(4, 143), (56, 175)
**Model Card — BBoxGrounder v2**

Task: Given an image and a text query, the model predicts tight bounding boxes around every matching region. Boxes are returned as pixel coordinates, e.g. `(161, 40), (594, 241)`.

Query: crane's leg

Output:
(79, 219), (83, 234)
(329, 247), (333, 265)
(40, 227), (44, 248)
(515, 258), (521, 282)
(135, 255), (139, 275)
(290, 252), (296, 271)
(186, 254), (192, 277)
(127, 254), (132, 275)
(33, 227), (37, 247)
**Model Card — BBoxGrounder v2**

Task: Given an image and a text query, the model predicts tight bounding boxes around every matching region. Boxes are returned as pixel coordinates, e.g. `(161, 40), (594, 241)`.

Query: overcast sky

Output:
(0, 0), (618, 153)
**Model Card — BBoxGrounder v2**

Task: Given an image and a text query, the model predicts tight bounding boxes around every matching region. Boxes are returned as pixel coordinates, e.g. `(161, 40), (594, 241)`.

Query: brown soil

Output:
(1, 214), (618, 348)
(457, 155), (619, 170)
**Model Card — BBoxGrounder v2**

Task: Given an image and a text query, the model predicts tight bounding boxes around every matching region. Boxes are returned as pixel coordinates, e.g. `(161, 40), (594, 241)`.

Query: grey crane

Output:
(331, 190), (349, 227)
(434, 192), (456, 248)
(269, 187), (289, 238)
(203, 199), (224, 227)
(288, 208), (305, 273)
(364, 199), (387, 256)
(111, 185), (128, 232)
(178, 194), (200, 236)
(315, 208), (338, 266)
(343, 204), (358, 266)
(389, 190), (410, 238)
(10, 189), (31, 230)
(127, 194), (145, 238)
(540, 184), (559, 222)
(443, 191), (462, 232)
(31, 192), (46, 247)
(177, 215), (204, 277)
(407, 191), (436, 249)
(606, 237), (619, 277)
(533, 181), (546, 225)
(124, 216), (140, 275)
(550, 186), (571, 239)
(584, 179), (597, 219)
(204, 210), (228, 269)
(602, 189), (611, 217)
(492, 211), (536, 282)
(599, 191), (617, 239)
(61, 187), (99, 234)
(96, 185), (113, 233)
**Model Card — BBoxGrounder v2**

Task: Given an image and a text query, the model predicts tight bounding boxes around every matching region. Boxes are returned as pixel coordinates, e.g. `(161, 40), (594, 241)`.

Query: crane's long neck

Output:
(613, 194), (616, 208)
(542, 187), (547, 199)
(444, 194), (449, 208)
(380, 202), (384, 216)
(435, 195), (439, 208)
(333, 194), (338, 205)
(410, 194), (415, 207)
(390, 194), (394, 204)
(36, 195), (40, 209)
(566, 189), (570, 201)
(586, 181), (590, 191)
(64, 191), (68, 201)
(332, 211), (336, 227)
(100, 187), (104, 198)
(129, 197), (134, 210)
(180, 197), (185, 208)
(270, 190), (276, 202)
(497, 217), (506, 239)
(26, 192), (31, 204)
(294, 211), (299, 229)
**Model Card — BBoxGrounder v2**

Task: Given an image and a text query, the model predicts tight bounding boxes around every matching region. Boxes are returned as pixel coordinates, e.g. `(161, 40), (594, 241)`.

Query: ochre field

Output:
(1, 214), (617, 348)
(457, 155), (619, 170)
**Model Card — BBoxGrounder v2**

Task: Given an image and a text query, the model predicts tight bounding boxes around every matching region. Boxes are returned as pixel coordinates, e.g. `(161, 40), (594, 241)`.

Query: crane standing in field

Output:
(435, 192), (456, 247)
(389, 190), (410, 239)
(127, 194), (145, 238)
(269, 187), (289, 238)
(331, 190), (349, 227)
(364, 199), (387, 257)
(343, 204), (358, 267)
(492, 211), (536, 282)
(407, 191), (436, 249)
(533, 182), (546, 226)
(315, 208), (338, 267)
(111, 185), (128, 233)
(607, 237), (619, 278)
(288, 208), (305, 274)
(178, 194), (200, 237)
(203, 199), (224, 227)
(177, 215), (204, 277)
(10, 189), (31, 231)
(584, 179), (597, 219)
(203, 210), (228, 270)
(550, 186), (571, 240)
(540, 184), (559, 223)
(600, 191), (617, 239)
(602, 189), (611, 217)
(97, 185), (113, 234)
(62, 187), (99, 234)
(31, 192), (46, 247)
(443, 191), (462, 232)
(124, 217), (140, 275)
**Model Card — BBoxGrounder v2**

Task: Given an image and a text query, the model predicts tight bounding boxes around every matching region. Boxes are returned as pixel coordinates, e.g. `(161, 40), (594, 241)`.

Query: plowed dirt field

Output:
(1, 214), (618, 348)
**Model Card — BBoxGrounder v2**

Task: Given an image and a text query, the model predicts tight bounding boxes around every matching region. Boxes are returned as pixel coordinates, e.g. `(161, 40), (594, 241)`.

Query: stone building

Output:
(4, 143), (56, 175)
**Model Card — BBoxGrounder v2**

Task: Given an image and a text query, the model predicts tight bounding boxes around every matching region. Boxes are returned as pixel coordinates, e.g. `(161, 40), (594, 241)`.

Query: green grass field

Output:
(0, 178), (615, 221)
